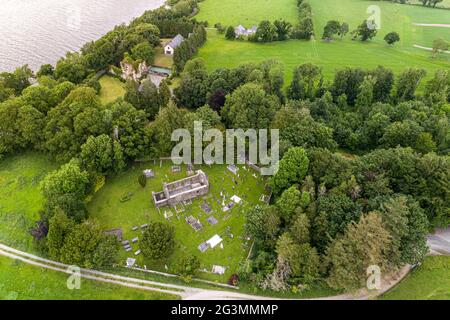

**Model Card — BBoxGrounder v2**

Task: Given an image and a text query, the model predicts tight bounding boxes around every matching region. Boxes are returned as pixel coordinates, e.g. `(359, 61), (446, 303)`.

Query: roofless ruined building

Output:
(152, 170), (209, 208)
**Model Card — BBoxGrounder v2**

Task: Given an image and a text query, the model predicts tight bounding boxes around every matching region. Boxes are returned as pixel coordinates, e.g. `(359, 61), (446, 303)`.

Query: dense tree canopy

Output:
(270, 147), (309, 195)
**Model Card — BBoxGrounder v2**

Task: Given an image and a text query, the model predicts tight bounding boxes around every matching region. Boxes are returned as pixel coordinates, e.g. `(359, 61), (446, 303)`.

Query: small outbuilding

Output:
(164, 34), (185, 55)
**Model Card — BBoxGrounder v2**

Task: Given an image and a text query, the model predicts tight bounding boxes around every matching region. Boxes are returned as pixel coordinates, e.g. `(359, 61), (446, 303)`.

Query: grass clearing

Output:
(88, 161), (268, 283)
(99, 75), (126, 105)
(381, 256), (450, 300)
(196, 0), (298, 27)
(154, 39), (174, 68)
(0, 152), (58, 253)
(0, 256), (178, 300)
(196, 0), (449, 84)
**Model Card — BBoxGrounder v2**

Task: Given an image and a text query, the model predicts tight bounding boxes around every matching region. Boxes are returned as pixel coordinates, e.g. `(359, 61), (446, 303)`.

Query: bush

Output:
(175, 254), (201, 278)
(228, 274), (239, 286)
(225, 26), (236, 40)
(384, 32), (400, 45)
(138, 174), (147, 188)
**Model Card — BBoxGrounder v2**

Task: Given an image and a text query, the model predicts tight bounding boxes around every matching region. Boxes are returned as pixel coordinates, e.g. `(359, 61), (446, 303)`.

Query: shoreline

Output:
(0, 0), (165, 72)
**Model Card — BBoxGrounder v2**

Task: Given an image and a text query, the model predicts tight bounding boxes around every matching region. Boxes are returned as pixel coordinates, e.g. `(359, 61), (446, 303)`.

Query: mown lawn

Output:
(88, 161), (268, 283)
(0, 152), (58, 253)
(381, 256), (450, 300)
(196, 0), (449, 84)
(99, 75), (126, 105)
(0, 256), (178, 300)
(196, 0), (298, 27)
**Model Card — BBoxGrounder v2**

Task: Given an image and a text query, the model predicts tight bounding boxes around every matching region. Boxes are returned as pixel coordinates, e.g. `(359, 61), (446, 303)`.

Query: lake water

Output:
(0, 0), (164, 72)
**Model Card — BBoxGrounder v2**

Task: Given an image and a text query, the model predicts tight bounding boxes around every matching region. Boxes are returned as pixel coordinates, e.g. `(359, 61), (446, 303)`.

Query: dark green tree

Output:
(140, 222), (175, 259)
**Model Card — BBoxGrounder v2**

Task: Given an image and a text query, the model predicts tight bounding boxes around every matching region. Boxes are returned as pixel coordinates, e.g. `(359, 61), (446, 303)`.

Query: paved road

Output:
(427, 227), (450, 255)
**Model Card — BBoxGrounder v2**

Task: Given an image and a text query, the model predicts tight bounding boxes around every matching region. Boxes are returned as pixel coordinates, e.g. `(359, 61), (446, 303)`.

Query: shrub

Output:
(138, 174), (147, 188)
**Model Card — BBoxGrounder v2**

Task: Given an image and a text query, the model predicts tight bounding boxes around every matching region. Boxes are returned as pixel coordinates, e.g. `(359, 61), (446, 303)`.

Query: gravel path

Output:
(413, 23), (450, 28)
(413, 44), (450, 54)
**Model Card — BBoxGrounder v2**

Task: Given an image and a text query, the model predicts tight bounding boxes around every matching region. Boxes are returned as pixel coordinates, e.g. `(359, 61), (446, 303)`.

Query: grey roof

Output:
(166, 34), (185, 49)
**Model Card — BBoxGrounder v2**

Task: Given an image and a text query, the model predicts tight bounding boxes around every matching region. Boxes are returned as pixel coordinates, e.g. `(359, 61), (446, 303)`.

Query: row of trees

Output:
(389, 0), (443, 7)
(322, 20), (349, 41)
(132, 4), (197, 38)
(322, 19), (401, 45)
(418, 0), (443, 7)
(224, 19), (294, 43)
(222, 0), (314, 42)
(173, 25), (207, 73)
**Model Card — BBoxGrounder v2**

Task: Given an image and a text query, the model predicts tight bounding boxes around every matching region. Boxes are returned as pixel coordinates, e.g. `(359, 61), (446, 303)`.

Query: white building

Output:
(164, 34), (185, 55)
(234, 25), (258, 38)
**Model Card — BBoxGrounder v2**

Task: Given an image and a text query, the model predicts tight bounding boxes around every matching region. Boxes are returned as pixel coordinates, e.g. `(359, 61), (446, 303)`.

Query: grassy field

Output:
(88, 161), (268, 282)
(311, 0), (450, 48)
(196, 0), (299, 27)
(154, 39), (174, 68)
(196, 0), (449, 84)
(99, 75), (125, 105)
(0, 256), (178, 300)
(0, 153), (58, 253)
(381, 256), (450, 300)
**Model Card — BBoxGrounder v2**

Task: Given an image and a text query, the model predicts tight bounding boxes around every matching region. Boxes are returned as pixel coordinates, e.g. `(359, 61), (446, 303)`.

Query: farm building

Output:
(164, 34), (185, 55)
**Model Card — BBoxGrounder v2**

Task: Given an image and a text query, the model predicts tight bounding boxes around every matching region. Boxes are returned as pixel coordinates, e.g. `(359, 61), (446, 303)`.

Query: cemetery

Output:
(88, 160), (270, 282)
